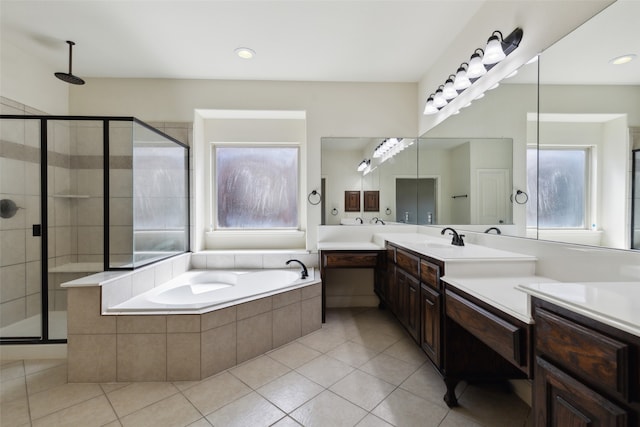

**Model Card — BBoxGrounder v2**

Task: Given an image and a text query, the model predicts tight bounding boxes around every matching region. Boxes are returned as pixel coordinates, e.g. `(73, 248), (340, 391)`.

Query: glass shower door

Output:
(0, 118), (43, 340)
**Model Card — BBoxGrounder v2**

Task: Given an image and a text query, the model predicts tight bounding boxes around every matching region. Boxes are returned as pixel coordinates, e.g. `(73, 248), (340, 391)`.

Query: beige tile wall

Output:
(67, 282), (322, 382)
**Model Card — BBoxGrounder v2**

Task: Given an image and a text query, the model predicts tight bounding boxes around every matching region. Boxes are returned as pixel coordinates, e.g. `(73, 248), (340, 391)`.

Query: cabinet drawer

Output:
(420, 259), (440, 290)
(396, 249), (419, 278)
(446, 289), (526, 369)
(322, 252), (379, 268)
(535, 308), (630, 400)
(535, 357), (629, 426)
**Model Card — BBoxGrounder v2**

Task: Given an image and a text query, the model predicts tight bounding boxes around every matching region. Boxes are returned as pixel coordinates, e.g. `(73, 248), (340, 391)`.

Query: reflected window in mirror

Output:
(529, 147), (590, 229)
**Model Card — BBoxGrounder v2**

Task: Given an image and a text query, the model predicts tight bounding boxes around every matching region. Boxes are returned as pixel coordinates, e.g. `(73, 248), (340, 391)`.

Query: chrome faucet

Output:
(355, 217), (363, 224)
(286, 259), (308, 279)
(441, 227), (465, 246)
(484, 227), (502, 235)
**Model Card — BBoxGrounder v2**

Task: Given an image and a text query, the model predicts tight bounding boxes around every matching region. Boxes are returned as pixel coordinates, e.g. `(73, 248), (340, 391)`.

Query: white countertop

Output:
(376, 232), (536, 262)
(517, 282), (640, 337)
(443, 275), (556, 324)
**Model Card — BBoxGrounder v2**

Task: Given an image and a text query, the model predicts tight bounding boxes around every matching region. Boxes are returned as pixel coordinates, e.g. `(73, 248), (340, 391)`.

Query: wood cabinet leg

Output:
(443, 378), (459, 407)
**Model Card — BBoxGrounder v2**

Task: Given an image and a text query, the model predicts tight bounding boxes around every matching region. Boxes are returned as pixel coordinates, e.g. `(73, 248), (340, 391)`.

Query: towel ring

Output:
(308, 190), (322, 205)
(510, 190), (529, 205)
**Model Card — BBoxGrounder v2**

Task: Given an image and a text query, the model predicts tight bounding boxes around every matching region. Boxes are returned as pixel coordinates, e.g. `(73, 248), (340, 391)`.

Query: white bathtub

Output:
(108, 268), (317, 313)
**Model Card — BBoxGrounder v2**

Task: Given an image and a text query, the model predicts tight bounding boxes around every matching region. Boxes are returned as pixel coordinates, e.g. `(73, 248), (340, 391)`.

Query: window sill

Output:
(205, 230), (306, 250)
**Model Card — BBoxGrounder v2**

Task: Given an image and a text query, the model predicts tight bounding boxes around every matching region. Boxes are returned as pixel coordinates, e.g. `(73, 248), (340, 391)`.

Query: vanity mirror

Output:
(420, 0), (639, 249)
(525, 0), (639, 250)
(321, 137), (417, 225)
(416, 54), (538, 238)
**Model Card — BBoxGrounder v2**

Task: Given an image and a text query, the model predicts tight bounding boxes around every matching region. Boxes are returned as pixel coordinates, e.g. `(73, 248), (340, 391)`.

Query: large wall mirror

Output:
(529, 0), (639, 250)
(417, 54), (538, 238)
(320, 1), (639, 252)
(321, 137), (418, 225)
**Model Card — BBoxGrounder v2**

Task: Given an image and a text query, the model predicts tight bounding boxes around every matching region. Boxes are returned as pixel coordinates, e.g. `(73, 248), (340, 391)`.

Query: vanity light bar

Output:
(423, 27), (523, 115)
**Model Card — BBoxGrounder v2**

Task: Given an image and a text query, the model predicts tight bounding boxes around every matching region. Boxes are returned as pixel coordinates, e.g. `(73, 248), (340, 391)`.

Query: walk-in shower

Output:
(0, 115), (189, 344)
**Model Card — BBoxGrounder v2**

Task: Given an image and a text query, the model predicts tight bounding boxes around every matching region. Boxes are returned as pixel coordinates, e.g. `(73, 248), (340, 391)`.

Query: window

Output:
(214, 145), (299, 229)
(527, 147), (590, 229)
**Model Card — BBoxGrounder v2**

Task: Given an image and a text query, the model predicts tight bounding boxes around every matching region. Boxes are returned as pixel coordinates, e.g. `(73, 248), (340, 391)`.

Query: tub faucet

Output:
(484, 227), (502, 235)
(375, 218), (385, 225)
(286, 259), (308, 279)
(441, 227), (465, 246)
(355, 217), (363, 224)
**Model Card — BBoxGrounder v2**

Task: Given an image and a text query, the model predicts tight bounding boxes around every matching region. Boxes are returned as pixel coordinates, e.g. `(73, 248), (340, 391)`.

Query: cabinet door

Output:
(421, 284), (441, 366)
(406, 274), (420, 342)
(534, 357), (628, 427)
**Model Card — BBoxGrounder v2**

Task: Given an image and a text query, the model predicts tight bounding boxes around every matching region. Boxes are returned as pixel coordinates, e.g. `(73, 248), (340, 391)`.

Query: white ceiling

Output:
(0, 0), (486, 83)
(2, 1), (637, 85)
(508, 0), (639, 85)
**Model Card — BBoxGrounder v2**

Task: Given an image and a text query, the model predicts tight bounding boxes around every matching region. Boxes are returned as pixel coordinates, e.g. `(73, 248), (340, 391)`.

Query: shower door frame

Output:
(0, 115), (190, 345)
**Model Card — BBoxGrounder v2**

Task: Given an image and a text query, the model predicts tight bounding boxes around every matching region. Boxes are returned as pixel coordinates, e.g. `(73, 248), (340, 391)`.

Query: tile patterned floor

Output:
(1, 308), (532, 427)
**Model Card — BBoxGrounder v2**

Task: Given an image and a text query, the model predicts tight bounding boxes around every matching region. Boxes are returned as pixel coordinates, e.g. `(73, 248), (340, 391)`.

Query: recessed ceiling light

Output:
(235, 47), (255, 59)
(609, 54), (636, 65)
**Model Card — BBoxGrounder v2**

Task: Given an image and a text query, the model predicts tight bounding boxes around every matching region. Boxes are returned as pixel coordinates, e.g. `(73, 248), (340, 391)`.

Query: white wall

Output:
(1, 40), (69, 114)
(69, 79), (417, 249)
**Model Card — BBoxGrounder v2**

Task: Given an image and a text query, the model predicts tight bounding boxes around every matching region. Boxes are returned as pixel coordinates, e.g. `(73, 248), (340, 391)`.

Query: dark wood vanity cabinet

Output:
(442, 285), (531, 406)
(377, 242), (535, 409)
(532, 298), (639, 426)
(378, 243), (444, 365)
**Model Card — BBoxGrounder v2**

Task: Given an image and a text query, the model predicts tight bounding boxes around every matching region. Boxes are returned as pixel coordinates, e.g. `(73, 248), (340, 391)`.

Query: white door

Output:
(475, 169), (510, 224)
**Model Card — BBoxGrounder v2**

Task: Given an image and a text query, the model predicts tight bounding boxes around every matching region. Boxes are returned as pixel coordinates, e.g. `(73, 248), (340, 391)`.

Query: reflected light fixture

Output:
(235, 47), (255, 59)
(453, 63), (471, 90)
(443, 75), (458, 100)
(505, 69), (518, 79)
(357, 159), (370, 172)
(609, 54), (637, 65)
(467, 48), (487, 79)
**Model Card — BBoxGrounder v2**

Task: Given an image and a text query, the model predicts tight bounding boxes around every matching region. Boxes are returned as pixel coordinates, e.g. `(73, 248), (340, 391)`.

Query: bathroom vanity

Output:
(317, 226), (640, 420)
(377, 235), (538, 406)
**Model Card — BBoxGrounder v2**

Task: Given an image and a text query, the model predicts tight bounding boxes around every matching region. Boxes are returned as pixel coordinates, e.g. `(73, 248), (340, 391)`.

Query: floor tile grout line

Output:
(102, 382), (183, 422)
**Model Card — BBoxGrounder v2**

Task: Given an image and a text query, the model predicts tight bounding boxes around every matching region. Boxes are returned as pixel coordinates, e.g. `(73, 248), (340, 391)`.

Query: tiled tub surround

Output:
(64, 252), (322, 382)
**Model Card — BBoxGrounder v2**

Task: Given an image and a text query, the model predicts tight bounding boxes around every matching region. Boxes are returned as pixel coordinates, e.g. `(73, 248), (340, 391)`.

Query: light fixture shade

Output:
(443, 76), (457, 100)
(357, 159), (370, 172)
(423, 96), (438, 115)
(433, 87), (447, 108)
(482, 32), (506, 65)
(453, 64), (471, 90)
(467, 50), (487, 78)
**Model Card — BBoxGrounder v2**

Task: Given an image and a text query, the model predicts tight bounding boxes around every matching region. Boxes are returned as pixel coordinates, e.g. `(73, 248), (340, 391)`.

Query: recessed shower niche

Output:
(0, 114), (189, 344)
